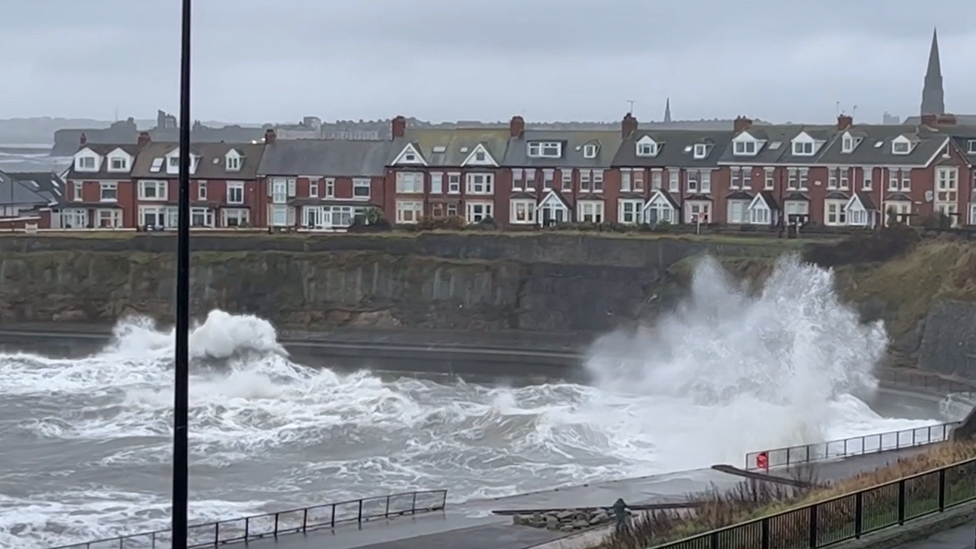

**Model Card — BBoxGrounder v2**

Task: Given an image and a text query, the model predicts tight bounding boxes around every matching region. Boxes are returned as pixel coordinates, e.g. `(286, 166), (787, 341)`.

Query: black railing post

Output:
(302, 508), (308, 532)
(331, 504), (336, 528)
(913, 428), (917, 446)
(897, 480), (906, 525)
(214, 522), (219, 545)
(760, 517), (770, 549)
(854, 491), (863, 539)
(274, 513), (280, 537)
(385, 495), (391, 517)
(809, 504), (819, 548)
(358, 499), (364, 523)
(244, 517), (249, 540)
(412, 491), (418, 514)
(709, 531), (719, 549)
(938, 469), (946, 511)
(152, 531), (157, 549)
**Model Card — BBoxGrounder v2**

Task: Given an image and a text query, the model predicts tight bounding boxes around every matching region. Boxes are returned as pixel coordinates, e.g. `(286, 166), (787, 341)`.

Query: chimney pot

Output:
(621, 113), (638, 138)
(837, 114), (853, 131)
(79, 132), (87, 146)
(921, 113), (937, 127)
(137, 132), (151, 149)
(733, 116), (753, 133)
(264, 128), (276, 145)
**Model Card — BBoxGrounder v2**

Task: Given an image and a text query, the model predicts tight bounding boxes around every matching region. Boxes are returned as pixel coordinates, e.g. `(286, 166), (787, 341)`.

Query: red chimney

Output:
(936, 114), (957, 126)
(837, 114), (853, 131)
(264, 128), (276, 144)
(137, 131), (151, 149)
(391, 116), (407, 139)
(509, 116), (525, 138)
(733, 116), (753, 133)
(79, 132), (87, 146)
(621, 113), (638, 138)
(921, 114), (937, 127)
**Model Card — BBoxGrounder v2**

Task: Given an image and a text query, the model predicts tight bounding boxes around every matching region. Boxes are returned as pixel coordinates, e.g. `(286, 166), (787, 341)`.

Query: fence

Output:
(49, 489), (447, 549)
(745, 422), (960, 471)
(653, 457), (976, 549)
(878, 368), (976, 395)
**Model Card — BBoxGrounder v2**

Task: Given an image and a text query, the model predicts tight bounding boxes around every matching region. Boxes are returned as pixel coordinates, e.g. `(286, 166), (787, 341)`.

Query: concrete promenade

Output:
(895, 520), (975, 549)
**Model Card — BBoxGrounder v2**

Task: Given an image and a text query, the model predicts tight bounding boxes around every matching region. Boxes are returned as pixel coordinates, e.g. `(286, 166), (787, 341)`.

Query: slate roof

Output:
(504, 130), (622, 169)
(612, 130), (733, 167)
(817, 125), (948, 167)
(0, 171), (64, 207)
(259, 140), (390, 177)
(64, 144), (141, 180)
(716, 125), (827, 165)
(388, 128), (510, 167)
(131, 142), (266, 179)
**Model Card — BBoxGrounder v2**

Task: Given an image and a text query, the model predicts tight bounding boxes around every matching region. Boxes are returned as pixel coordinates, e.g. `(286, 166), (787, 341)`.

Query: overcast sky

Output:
(2, 0), (975, 125)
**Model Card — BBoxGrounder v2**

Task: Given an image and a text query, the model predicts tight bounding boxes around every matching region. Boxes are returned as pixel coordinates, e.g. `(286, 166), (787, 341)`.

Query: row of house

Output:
(8, 113), (976, 231)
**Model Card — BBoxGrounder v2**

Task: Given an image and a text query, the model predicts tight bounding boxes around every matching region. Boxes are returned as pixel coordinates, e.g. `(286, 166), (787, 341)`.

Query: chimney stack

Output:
(621, 113), (638, 138)
(391, 116), (407, 139)
(936, 114), (957, 126)
(733, 116), (753, 133)
(921, 113), (937, 127)
(137, 131), (151, 149)
(79, 132), (87, 146)
(837, 114), (853, 131)
(264, 128), (276, 145)
(509, 115), (525, 138)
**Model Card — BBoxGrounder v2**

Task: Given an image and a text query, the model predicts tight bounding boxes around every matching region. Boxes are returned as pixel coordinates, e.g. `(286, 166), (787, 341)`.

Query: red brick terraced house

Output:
(922, 117), (976, 225)
(256, 130), (391, 230)
(385, 116), (510, 225)
(502, 116), (622, 226)
(0, 171), (66, 229)
(62, 134), (144, 229)
(129, 140), (266, 229)
(611, 114), (732, 226)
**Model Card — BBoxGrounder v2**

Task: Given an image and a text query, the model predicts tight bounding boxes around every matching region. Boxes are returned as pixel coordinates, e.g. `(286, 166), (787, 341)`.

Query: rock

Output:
(572, 519), (590, 529)
(545, 515), (559, 530)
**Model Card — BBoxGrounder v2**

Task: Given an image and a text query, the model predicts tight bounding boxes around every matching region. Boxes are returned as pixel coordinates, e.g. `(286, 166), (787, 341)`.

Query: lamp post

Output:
(172, 0), (192, 546)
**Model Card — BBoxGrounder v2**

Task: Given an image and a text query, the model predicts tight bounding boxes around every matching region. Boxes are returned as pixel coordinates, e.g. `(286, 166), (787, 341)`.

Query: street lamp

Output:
(172, 0), (192, 546)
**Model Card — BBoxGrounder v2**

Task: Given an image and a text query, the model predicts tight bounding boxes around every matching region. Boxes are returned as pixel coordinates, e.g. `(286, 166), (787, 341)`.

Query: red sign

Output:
(756, 451), (769, 470)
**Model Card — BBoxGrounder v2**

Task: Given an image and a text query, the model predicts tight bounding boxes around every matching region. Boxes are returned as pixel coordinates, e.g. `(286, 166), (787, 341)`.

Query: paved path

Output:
(894, 520), (975, 548)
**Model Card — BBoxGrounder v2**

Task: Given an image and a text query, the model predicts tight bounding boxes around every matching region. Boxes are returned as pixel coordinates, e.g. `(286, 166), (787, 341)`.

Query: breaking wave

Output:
(0, 258), (939, 548)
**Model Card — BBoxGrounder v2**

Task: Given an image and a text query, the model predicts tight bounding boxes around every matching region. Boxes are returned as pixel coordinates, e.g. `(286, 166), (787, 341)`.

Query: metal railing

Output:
(49, 489), (447, 549)
(745, 422), (960, 471)
(653, 457), (976, 549)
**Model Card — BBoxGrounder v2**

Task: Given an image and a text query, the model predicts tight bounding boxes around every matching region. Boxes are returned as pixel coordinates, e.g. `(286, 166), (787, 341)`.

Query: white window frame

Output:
(824, 199), (847, 226)
(764, 168), (774, 190)
(197, 180), (207, 200)
(96, 209), (122, 228)
(324, 178), (335, 198)
(509, 199), (536, 224)
(100, 182), (118, 202)
(618, 199), (643, 224)
(396, 172), (424, 194)
(749, 204), (770, 225)
(693, 144), (707, 159)
(227, 182), (245, 205)
(583, 144), (597, 158)
(792, 141), (814, 156)
(733, 140), (756, 155)
(466, 173), (494, 195)
(221, 208), (250, 227)
(430, 173), (443, 194)
(138, 180), (168, 201)
(77, 156), (97, 170)
(396, 200), (423, 224)
(109, 156), (128, 172)
(637, 143), (656, 157)
(577, 201), (604, 223)
(226, 155), (242, 171)
(527, 142), (561, 158)
(727, 200), (749, 224)
(620, 169), (632, 192)
(465, 201), (493, 223)
(447, 173), (461, 194)
(862, 167), (873, 191)
(309, 179), (319, 198)
(892, 141), (911, 155)
(842, 136), (854, 153)
(190, 207), (215, 228)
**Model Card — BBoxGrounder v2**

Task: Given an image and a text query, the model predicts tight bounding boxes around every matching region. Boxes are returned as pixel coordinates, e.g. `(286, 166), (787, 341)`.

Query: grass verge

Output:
(596, 442), (976, 549)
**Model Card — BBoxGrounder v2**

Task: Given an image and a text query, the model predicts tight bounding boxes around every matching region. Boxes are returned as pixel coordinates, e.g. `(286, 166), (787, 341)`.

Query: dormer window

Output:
(967, 140), (976, 154)
(169, 156), (180, 169)
(733, 141), (757, 155)
(110, 157), (128, 171)
(637, 143), (656, 156)
(527, 142), (561, 158)
(583, 144), (597, 158)
(892, 140), (911, 155)
(792, 142), (814, 156)
(842, 136), (855, 153)
(77, 156), (96, 170)
(693, 144), (708, 159)
(226, 155), (242, 171)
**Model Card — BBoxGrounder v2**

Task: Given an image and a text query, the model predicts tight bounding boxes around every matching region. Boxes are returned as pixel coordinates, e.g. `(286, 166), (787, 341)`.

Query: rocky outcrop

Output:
(0, 234), (791, 333)
(511, 508), (620, 531)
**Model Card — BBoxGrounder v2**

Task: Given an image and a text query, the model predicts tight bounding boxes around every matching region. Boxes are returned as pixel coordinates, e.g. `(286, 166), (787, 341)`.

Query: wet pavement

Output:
(893, 519), (975, 548)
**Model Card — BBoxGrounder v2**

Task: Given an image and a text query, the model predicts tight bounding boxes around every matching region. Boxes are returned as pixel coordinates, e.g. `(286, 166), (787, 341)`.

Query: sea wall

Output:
(0, 234), (790, 333)
(918, 299), (976, 379)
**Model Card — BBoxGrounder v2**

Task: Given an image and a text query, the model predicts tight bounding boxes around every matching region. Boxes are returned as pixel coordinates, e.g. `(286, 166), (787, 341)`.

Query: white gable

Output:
(538, 190), (568, 210)
(841, 131), (861, 153)
(792, 132), (814, 143)
(791, 132), (820, 156)
(105, 148), (132, 172)
(733, 131), (758, 143)
(845, 195), (866, 211)
(891, 135), (914, 155)
(644, 190), (674, 210)
(461, 143), (497, 167)
(636, 135), (659, 157)
(73, 147), (102, 172)
(748, 193), (770, 210)
(164, 147), (199, 175)
(392, 143), (427, 166)
(225, 149), (243, 171)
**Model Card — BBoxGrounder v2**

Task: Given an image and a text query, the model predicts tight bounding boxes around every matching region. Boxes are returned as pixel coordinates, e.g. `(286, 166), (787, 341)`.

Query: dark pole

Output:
(173, 0), (192, 547)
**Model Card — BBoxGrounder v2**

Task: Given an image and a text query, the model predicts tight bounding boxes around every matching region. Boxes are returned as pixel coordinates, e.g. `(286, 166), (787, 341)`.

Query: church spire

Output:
(920, 27), (945, 116)
(663, 98), (672, 123)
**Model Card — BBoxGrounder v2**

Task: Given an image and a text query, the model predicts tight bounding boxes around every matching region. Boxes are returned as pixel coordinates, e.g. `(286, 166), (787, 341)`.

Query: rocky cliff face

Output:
(0, 234), (792, 333)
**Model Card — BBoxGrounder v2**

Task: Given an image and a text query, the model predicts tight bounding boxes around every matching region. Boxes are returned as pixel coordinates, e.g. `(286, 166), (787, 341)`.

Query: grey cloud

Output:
(1, 0), (975, 125)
